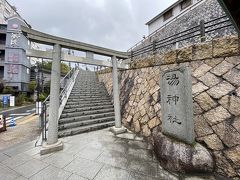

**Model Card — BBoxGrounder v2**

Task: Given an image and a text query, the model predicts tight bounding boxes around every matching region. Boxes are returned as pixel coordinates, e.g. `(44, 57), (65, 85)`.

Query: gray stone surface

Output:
(64, 158), (103, 179)
(42, 152), (74, 168)
(2, 153), (32, 168)
(14, 159), (48, 178)
(207, 81), (235, 99)
(29, 165), (72, 180)
(160, 66), (194, 144)
(0, 163), (20, 180)
(75, 147), (103, 161)
(153, 132), (214, 174)
(0, 152), (10, 162)
(94, 165), (130, 180)
(198, 72), (221, 87)
(0, 128), (218, 180)
(67, 174), (88, 180)
(210, 60), (234, 76)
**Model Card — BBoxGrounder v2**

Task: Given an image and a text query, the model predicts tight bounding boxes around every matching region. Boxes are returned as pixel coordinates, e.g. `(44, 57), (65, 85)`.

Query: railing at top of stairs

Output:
(39, 67), (79, 143)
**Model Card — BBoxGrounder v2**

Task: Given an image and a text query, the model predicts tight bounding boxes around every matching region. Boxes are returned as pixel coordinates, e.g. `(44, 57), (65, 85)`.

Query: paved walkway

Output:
(0, 128), (215, 180)
(0, 115), (40, 150)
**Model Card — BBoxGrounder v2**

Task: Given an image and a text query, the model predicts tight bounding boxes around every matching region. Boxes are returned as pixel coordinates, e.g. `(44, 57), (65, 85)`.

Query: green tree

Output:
(28, 81), (36, 93)
(37, 61), (70, 74)
(15, 93), (26, 106)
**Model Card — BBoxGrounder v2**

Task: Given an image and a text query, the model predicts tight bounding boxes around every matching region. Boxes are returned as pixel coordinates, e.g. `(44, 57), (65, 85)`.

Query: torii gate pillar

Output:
(40, 44), (63, 155)
(110, 56), (126, 135)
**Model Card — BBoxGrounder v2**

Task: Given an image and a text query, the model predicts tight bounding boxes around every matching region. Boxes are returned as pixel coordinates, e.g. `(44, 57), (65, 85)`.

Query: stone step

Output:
(73, 83), (104, 86)
(73, 82), (103, 85)
(72, 87), (105, 90)
(72, 84), (104, 87)
(70, 91), (108, 96)
(60, 108), (114, 118)
(59, 111), (115, 124)
(64, 102), (113, 109)
(71, 89), (106, 93)
(58, 70), (114, 137)
(58, 116), (115, 130)
(69, 93), (109, 97)
(68, 96), (110, 100)
(66, 99), (112, 105)
(58, 121), (115, 138)
(62, 104), (114, 113)
(69, 93), (108, 97)
(67, 97), (111, 102)
(71, 89), (106, 92)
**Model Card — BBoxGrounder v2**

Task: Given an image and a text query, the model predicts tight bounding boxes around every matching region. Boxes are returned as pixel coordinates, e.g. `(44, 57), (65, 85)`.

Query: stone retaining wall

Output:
(98, 36), (240, 178)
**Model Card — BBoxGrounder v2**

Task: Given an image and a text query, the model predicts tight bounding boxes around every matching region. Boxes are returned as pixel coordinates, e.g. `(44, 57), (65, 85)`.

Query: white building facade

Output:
(147, 0), (204, 34)
(0, 0), (19, 24)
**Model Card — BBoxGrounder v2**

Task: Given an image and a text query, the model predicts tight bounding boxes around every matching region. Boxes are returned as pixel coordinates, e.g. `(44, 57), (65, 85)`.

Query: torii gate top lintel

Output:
(21, 26), (129, 59)
(21, 26), (130, 68)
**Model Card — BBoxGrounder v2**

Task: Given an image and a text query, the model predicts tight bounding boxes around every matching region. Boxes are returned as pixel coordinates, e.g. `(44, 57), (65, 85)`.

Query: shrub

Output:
(26, 96), (34, 103)
(39, 93), (47, 101)
(15, 93), (26, 106)
(3, 86), (14, 94)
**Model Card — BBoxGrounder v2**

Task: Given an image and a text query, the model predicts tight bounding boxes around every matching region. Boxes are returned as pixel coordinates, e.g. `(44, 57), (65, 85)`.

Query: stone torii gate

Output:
(21, 26), (130, 153)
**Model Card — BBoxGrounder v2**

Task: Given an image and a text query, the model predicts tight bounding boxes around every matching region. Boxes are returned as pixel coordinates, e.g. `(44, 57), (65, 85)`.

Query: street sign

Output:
(10, 96), (15, 107)
(3, 96), (8, 105)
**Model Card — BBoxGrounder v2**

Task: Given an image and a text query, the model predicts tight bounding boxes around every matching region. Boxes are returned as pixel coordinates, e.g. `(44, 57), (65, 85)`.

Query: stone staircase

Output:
(58, 70), (115, 138)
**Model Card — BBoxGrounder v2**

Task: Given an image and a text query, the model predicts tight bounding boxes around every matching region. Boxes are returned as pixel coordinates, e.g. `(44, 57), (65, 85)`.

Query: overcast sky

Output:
(8, 0), (177, 51)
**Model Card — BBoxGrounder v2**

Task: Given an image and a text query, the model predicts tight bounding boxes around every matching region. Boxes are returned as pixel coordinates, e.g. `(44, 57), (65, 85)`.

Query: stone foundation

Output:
(98, 36), (240, 178)
(153, 132), (214, 174)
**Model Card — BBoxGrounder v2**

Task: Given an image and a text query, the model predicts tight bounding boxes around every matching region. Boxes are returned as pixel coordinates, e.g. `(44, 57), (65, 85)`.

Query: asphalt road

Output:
(0, 104), (36, 126)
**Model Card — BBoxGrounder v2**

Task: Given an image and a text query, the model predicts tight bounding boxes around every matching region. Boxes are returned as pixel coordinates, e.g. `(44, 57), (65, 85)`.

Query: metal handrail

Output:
(127, 0), (207, 52)
(130, 16), (234, 58)
(59, 68), (76, 104)
(40, 67), (78, 141)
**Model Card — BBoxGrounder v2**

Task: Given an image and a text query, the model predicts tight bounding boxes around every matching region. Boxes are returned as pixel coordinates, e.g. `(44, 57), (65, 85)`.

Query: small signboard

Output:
(10, 96), (15, 107)
(2, 96), (8, 105)
(160, 66), (194, 144)
(36, 101), (42, 115)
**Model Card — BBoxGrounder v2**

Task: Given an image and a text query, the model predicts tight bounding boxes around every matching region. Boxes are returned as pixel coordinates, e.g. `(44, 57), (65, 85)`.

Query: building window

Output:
(181, 0), (192, 10)
(163, 9), (173, 21)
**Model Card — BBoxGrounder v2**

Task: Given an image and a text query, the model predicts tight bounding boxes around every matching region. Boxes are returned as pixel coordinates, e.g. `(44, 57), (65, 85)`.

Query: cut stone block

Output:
(204, 106), (231, 126)
(207, 81), (235, 99)
(210, 61), (234, 76)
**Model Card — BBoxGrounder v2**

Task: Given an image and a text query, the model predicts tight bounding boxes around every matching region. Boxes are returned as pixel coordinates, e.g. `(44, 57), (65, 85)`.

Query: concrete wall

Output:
(98, 35), (240, 178)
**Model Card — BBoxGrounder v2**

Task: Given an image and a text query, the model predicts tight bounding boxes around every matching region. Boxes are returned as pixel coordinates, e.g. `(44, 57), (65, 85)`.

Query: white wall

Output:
(0, 0), (18, 24)
(148, 0), (203, 34)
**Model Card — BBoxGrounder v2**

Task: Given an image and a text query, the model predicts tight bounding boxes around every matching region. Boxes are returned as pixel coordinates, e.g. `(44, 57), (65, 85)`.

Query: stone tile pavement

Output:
(0, 128), (216, 180)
